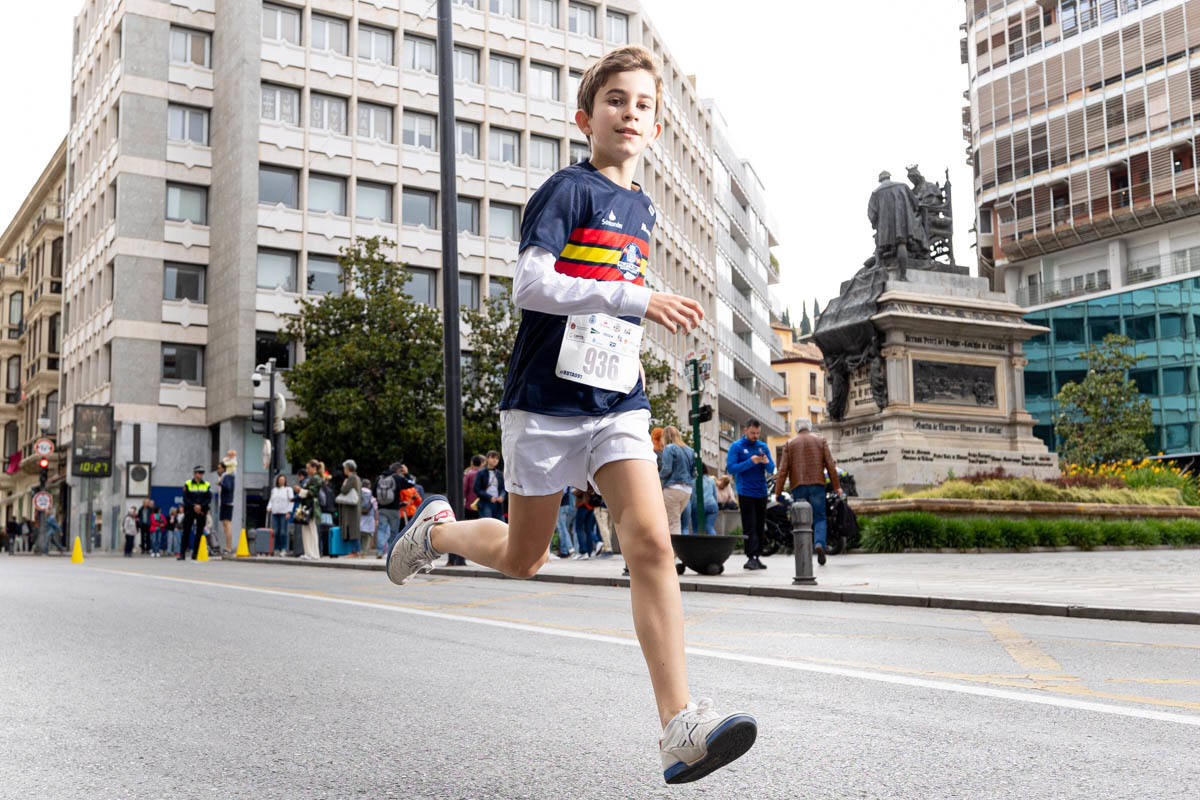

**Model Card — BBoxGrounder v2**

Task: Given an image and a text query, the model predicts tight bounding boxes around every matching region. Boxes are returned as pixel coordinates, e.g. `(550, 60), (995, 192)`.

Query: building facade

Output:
(964, 0), (1200, 456)
(0, 141), (67, 531)
(63, 0), (782, 546)
(765, 321), (824, 458)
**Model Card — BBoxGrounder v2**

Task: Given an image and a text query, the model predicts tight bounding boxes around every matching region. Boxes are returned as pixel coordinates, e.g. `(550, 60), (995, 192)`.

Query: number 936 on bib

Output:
(556, 313), (644, 394)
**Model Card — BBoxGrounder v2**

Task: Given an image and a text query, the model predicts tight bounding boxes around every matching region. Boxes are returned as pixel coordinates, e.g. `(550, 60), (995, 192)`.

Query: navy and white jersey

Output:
(500, 160), (656, 417)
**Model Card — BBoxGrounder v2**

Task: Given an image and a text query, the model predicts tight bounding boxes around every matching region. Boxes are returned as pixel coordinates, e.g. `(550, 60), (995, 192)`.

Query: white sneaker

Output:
(386, 494), (454, 585)
(659, 698), (757, 784)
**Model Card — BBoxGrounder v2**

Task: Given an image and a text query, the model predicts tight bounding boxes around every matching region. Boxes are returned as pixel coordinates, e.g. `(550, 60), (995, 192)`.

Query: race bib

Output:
(556, 313), (644, 393)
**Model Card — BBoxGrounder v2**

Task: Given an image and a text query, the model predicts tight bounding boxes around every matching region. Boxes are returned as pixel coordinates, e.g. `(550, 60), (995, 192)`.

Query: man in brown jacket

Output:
(774, 420), (842, 565)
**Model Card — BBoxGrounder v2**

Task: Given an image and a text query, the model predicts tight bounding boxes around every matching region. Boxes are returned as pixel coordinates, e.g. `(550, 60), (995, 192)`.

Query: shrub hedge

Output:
(882, 478), (1184, 506)
(858, 512), (1200, 552)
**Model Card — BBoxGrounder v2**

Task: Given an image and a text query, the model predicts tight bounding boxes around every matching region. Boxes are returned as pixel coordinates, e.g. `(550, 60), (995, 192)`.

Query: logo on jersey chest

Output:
(618, 242), (647, 281)
(601, 210), (623, 229)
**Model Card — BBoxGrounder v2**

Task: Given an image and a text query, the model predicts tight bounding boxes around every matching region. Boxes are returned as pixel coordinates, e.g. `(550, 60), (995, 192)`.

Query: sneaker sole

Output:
(385, 494), (449, 586)
(663, 714), (758, 785)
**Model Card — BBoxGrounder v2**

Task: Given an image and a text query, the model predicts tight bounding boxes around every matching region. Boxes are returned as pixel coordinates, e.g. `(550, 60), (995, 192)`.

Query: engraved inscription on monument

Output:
(912, 360), (997, 407)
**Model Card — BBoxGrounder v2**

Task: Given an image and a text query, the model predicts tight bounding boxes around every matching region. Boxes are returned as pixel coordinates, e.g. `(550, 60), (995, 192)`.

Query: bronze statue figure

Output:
(906, 165), (954, 266)
(867, 170), (924, 281)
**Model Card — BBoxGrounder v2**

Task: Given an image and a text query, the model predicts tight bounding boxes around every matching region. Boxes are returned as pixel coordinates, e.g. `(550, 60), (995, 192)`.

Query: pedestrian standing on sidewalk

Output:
(690, 464), (719, 535)
(774, 419), (842, 566)
(149, 504), (167, 557)
(293, 460), (323, 560)
(122, 507), (138, 556)
(554, 486), (577, 558)
(335, 460), (363, 557)
(137, 499), (153, 554)
(360, 485), (379, 558)
(215, 461), (235, 557)
(450, 455), (485, 567)
(571, 488), (598, 559)
(725, 419), (774, 570)
(373, 462), (410, 557)
(267, 475), (294, 556)
(179, 467), (212, 561)
(473, 451), (506, 520)
(659, 426), (694, 537)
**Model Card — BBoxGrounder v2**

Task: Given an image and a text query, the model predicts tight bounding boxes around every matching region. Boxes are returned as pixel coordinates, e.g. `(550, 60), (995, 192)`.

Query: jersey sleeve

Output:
(520, 176), (580, 257)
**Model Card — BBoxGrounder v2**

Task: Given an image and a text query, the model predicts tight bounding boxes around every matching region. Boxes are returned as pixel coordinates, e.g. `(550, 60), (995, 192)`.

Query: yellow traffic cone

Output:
(196, 535), (209, 562)
(70, 536), (84, 564)
(235, 528), (250, 558)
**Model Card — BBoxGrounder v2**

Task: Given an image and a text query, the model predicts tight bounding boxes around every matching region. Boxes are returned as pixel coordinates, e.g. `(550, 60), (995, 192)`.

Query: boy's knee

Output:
(511, 550), (549, 579)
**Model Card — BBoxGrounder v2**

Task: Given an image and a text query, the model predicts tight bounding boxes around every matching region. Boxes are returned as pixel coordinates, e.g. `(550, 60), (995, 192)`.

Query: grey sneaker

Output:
(659, 698), (757, 784)
(386, 494), (454, 585)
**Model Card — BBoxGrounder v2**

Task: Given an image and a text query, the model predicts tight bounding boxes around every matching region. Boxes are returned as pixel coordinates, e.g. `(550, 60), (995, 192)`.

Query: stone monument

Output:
(814, 166), (1057, 498)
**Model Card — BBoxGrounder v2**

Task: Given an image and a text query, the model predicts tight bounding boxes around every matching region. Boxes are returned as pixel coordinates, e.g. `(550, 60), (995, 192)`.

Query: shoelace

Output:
(681, 697), (718, 724)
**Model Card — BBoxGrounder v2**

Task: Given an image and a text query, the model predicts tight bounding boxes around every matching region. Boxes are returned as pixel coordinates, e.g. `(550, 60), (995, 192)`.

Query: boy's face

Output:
(575, 69), (661, 162)
(486, 455), (499, 469)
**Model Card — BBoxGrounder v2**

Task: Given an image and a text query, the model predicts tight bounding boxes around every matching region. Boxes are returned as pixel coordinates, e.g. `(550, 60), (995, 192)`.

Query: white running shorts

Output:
(500, 408), (656, 497)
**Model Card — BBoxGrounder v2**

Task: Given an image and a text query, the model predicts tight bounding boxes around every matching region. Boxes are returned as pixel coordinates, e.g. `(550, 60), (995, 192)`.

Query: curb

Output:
(221, 555), (1200, 626)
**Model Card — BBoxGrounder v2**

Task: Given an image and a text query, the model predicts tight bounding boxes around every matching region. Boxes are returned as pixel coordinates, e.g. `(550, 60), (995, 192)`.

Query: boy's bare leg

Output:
(592, 458), (689, 729)
(428, 493), (559, 579)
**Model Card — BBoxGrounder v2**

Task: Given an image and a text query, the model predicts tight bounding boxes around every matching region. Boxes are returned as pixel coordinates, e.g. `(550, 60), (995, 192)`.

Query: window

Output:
(255, 331), (292, 369)
(168, 105), (208, 145)
(8, 293), (22, 326)
(606, 10), (628, 43)
(454, 46), (480, 83)
(259, 165), (299, 208)
(454, 0), (479, 6)
(459, 275), (479, 310)
(357, 101), (394, 142)
(457, 197), (480, 234)
(310, 93), (347, 134)
(489, 201), (520, 240)
(261, 83), (301, 125)
(488, 277), (510, 302)
(308, 173), (346, 215)
(2, 422), (14, 451)
(568, 2), (596, 37)
(403, 189), (437, 228)
(809, 372), (818, 395)
(404, 36), (436, 73)
(311, 14), (348, 55)
(531, 0), (559, 27)
(306, 254), (343, 295)
(1126, 315), (1156, 341)
(568, 70), (583, 103)
(490, 0), (519, 17)
(257, 249), (297, 292)
(262, 3), (300, 44)
(48, 316), (60, 355)
(356, 180), (393, 222)
(161, 344), (204, 384)
(403, 111), (437, 149)
(1162, 367), (1190, 395)
(530, 135), (559, 171)
(169, 27), (210, 68)
(1025, 371), (1049, 396)
(404, 267), (437, 305)
(166, 183), (207, 224)
(489, 127), (520, 165)
(456, 120), (480, 157)
(358, 23), (394, 64)
(164, 263), (205, 302)
(6, 357), (20, 393)
(570, 140), (590, 164)
(1130, 368), (1158, 395)
(529, 62), (559, 100)
(489, 53), (520, 92)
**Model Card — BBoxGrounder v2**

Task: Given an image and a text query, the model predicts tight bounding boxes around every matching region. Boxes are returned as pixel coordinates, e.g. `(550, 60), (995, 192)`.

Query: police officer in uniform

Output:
(178, 466), (212, 560)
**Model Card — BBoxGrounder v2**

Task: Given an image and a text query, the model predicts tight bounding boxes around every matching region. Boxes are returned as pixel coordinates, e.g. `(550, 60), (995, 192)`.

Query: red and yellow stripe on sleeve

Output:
(553, 227), (648, 284)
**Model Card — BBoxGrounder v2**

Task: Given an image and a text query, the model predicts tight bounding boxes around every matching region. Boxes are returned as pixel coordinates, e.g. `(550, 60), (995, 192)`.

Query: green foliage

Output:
(894, 478), (1183, 506)
(858, 513), (1200, 552)
(643, 351), (681, 430)
(1121, 462), (1200, 505)
(1053, 334), (1153, 466)
(280, 237), (446, 487)
(460, 280), (519, 460)
(799, 307), (811, 336)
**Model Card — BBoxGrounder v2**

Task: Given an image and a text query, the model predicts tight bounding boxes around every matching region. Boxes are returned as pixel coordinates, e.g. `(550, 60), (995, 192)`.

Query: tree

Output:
(799, 307), (812, 336)
(643, 351), (682, 430)
(280, 237), (448, 489)
(460, 281), (519, 459)
(812, 298), (822, 323)
(1053, 333), (1153, 465)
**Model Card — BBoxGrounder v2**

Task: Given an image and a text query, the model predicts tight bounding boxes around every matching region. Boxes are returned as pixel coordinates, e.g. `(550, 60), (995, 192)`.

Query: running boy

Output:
(386, 45), (757, 784)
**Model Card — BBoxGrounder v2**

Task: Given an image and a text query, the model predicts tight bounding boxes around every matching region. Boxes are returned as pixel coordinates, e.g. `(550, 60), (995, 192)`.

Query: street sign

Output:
(34, 438), (54, 457)
(33, 491), (52, 512)
(685, 348), (711, 394)
(262, 439), (273, 471)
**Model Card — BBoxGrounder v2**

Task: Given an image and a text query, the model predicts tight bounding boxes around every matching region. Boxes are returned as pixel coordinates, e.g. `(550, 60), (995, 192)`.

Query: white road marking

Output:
(99, 568), (1200, 728)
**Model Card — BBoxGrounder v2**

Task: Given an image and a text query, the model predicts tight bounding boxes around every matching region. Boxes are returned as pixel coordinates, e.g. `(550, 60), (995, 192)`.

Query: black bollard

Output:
(789, 500), (817, 585)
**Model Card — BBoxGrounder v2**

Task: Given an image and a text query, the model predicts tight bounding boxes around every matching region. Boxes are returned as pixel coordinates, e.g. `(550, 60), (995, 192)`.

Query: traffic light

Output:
(688, 404), (714, 425)
(250, 399), (272, 435)
(38, 457), (49, 487)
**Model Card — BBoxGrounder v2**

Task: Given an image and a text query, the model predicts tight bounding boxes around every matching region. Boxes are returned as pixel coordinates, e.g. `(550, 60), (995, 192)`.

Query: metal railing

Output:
(1123, 245), (1200, 286)
(717, 373), (786, 435)
(1018, 274), (1111, 307)
(718, 324), (785, 395)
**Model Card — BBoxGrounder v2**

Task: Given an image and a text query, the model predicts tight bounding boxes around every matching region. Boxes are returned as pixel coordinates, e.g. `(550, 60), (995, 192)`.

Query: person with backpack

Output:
(374, 462), (411, 557)
(449, 456), (485, 567)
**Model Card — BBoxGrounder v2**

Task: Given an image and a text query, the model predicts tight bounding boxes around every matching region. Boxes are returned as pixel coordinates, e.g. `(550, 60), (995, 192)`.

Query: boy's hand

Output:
(645, 292), (703, 333)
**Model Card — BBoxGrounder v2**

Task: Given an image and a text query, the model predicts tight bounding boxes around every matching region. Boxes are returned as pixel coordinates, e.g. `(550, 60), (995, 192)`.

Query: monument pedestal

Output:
(821, 271), (1058, 498)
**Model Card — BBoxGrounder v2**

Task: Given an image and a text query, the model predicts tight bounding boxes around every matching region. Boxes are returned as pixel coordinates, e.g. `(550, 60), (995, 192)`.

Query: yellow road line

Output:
(683, 599), (746, 629)
(435, 586), (574, 610)
(980, 616), (1064, 674)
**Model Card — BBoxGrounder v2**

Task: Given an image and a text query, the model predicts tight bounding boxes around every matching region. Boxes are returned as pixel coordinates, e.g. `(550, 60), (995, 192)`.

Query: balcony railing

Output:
(1017, 274), (1111, 307)
(717, 324), (785, 395)
(717, 373), (786, 435)
(1123, 245), (1200, 286)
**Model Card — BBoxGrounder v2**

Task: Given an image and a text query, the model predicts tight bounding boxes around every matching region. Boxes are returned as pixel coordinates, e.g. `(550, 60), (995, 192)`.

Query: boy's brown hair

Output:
(577, 44), (663, 122)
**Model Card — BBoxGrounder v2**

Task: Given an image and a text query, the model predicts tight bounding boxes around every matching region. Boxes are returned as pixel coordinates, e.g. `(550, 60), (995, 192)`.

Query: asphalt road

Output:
(2, 556), (1198, 799)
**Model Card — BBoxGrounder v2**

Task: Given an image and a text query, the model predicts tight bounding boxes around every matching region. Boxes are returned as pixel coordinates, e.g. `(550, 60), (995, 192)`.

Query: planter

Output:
(670, 534), (739, 575)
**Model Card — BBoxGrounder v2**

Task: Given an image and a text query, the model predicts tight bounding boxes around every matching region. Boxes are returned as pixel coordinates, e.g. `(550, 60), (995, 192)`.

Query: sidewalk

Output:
(230, 547), (1200, 625)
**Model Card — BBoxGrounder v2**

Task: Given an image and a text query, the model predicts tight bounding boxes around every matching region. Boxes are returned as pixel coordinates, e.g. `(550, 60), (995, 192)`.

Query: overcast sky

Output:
(0, 1), (973, 322)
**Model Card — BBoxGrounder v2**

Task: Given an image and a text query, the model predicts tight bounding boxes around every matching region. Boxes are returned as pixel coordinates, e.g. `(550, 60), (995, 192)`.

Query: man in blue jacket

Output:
(725, 419), (774, 570)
